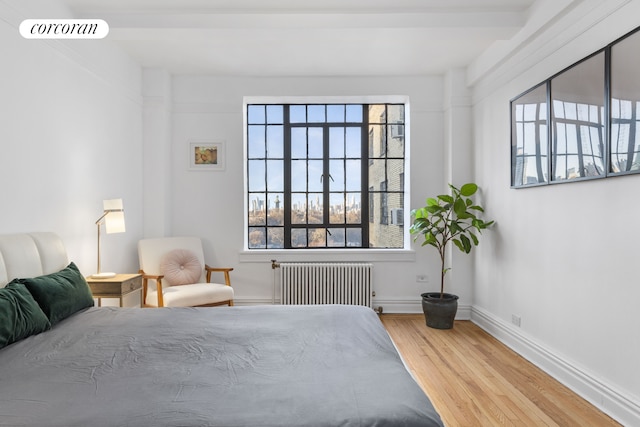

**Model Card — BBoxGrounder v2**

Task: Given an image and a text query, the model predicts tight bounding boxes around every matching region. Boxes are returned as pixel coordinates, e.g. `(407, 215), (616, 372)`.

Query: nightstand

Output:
(86, 273), (143, 307)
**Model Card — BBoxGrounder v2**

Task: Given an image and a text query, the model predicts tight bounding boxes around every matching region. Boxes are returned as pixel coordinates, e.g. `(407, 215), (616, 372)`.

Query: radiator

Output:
(278, 262), (373, 307)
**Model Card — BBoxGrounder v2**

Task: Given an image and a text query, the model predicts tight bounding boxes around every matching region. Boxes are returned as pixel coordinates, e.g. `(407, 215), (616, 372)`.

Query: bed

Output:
(0, 233), (443, 427)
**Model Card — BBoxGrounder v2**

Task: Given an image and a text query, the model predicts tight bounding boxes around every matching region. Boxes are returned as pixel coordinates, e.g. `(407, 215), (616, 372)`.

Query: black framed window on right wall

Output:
(511, 26), (640, 188)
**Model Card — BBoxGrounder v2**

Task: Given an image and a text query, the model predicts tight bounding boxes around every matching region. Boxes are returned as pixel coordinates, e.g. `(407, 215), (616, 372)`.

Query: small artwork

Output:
(189, 141), (225, 170)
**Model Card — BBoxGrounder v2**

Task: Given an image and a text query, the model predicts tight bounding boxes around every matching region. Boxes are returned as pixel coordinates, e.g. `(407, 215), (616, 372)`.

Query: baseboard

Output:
(367, 298), (472, 319)
(471, 306), (640, 427)
(232, 297), (274, 306)
(234, 297), (472, 319)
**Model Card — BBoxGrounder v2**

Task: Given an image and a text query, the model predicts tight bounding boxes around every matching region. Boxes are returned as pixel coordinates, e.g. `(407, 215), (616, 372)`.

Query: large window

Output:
(246, 102), (406, 249)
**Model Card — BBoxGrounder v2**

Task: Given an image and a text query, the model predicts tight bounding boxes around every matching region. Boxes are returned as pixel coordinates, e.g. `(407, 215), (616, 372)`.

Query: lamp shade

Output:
(103, 199), (125, 234)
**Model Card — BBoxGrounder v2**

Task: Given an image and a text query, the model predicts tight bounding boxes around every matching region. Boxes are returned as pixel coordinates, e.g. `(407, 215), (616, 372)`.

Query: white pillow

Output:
(159, 249), (202, 286)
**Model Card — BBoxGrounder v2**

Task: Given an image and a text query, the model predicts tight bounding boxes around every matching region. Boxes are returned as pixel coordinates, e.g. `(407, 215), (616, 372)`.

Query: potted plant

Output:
(410, 183), (494, 329)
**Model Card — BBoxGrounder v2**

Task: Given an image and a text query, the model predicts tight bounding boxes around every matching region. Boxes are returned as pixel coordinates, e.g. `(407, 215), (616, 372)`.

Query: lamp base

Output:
(91, 272), (116, 279)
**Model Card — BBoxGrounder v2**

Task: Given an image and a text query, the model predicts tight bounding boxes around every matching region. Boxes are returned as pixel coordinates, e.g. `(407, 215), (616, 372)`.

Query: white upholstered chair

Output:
(138, 237), (234, 307)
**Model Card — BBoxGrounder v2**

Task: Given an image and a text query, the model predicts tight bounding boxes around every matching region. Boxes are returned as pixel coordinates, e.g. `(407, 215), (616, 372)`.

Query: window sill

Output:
(238, 248), (416, 264)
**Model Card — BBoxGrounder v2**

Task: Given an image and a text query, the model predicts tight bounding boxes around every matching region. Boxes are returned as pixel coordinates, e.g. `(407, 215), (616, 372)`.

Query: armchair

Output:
(138, 237), (234, 307)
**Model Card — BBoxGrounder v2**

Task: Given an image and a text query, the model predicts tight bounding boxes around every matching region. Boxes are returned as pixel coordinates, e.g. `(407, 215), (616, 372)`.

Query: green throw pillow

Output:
(0, 280), (51, 349)
(20, 262), (94, 325)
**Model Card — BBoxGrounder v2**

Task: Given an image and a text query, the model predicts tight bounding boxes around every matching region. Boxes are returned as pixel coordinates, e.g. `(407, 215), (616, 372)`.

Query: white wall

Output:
(470, 1), (640, 424)
(150, 74), (465, 312)
(0, 0), (143, 279)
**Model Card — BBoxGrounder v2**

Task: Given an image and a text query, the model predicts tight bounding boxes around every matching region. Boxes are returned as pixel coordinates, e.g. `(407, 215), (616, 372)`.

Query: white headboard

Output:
(0, 232), (69, 288)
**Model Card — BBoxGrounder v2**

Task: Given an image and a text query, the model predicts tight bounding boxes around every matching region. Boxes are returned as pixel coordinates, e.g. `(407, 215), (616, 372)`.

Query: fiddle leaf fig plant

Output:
(410, 183), (494, 298)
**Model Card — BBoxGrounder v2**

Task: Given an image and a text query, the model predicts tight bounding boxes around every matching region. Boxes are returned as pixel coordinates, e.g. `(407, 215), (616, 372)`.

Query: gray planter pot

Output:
(421, 292), (459, 329)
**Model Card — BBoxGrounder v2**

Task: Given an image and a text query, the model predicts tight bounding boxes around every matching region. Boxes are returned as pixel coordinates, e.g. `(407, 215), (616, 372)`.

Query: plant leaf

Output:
(460, 183), (478, 196)
(452, 239), (464, 252)
(449, 221), (463, 235)
(460, 234), (472, 252)
(438, 194), (454, 204)
(453, 198), (466, 216)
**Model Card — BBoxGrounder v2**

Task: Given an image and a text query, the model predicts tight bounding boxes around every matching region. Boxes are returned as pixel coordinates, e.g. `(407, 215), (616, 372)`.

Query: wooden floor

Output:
(380, 314), (621, 427)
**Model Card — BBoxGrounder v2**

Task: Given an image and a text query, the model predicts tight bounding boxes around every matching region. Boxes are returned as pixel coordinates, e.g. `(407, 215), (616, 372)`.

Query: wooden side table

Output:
(86, 273), (143, 307)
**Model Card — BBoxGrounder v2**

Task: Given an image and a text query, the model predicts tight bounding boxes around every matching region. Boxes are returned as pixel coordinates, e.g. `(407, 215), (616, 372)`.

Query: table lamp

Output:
(91, 198), (125, 279)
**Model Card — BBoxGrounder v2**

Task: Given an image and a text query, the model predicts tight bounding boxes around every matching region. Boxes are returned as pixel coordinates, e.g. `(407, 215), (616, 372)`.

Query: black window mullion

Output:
(361, 105), (370, 248)
(322, 124), (331, 230)
(283, 105), (292, 249)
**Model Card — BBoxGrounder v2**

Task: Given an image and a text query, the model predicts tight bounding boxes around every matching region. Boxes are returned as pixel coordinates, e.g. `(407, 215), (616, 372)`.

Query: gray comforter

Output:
(0, 305), (443, 426)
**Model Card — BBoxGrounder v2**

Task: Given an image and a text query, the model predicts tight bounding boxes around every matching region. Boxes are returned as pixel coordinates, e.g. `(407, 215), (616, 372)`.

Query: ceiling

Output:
(61, 0), (538, 77)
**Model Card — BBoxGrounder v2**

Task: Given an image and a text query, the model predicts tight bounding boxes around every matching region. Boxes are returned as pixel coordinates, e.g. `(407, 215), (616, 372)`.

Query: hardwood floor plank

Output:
(380, 315), (621, 427)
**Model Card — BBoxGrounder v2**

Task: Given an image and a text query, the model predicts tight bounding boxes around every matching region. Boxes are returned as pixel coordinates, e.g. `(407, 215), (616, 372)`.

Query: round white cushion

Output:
(160, 249), (202, 286)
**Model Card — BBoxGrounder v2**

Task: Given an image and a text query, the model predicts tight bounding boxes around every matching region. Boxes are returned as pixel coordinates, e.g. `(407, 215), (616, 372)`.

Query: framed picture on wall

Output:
(189, 141), (225, 171)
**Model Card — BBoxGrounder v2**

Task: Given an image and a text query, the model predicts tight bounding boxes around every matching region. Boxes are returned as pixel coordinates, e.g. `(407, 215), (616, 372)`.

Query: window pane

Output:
(308, 228), (326, 247)
(248, 160), (265, 192)
(266, 105), (283, 124)
(267, 160), (283, 191)
(291, 128), (307, 158)
(248, 125), (265, 158)
(345, 105), (363, 122)
(368, 105), (386, 123)
(267, 125), (284, 158)
(329, 193), (345, 224)
(368, 159), (385, 189)
(327, 105), (345, 122)
(308, 127), (323, 158)
(368, 125), (385, 157)
(386, 159), (404, 191)
(329, 159), (345, 192)
(345, 128), (361, 158)
(291, 193), (307, 224)
(345, 159), (361, 191)
(248, 227), (266, 249)
(291, 229), (307, 248)
(291, 160), (307, 192)
(346, 192), (361, 224)
(346, 229), (362, 247)
(267, 228), (284, 249)
(267, 193), (284, 226)
(247, 105), (265, 124)
(290, 105), (306, 123)
(308, 160), (323, 192)
(308, 193), (323, 224)
(308, 105), (325, 123)
(387, 125), (405, 157)
(329, 127), (345, 157)
(248, 193), (266, 226)
(387, 104), (405, 123)
(327, 228), (345, 247)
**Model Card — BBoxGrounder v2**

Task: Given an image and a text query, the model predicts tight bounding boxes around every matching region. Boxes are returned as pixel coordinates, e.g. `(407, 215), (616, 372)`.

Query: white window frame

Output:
(240, 95), (414, 263)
